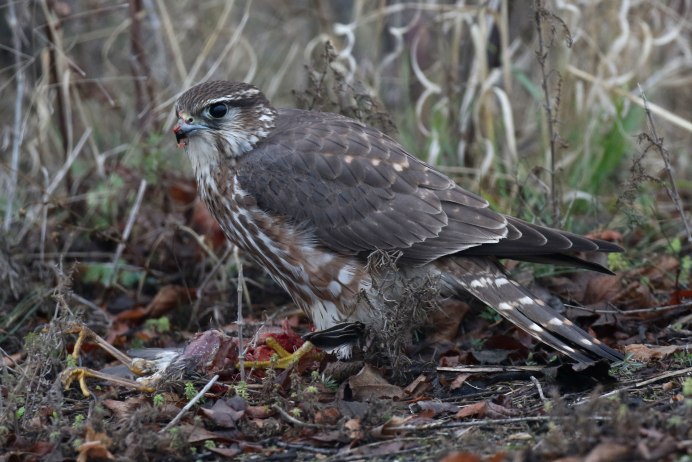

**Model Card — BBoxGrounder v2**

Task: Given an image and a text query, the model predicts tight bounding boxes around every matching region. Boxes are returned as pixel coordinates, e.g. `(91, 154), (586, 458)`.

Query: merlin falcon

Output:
(173, 81), (623, 364)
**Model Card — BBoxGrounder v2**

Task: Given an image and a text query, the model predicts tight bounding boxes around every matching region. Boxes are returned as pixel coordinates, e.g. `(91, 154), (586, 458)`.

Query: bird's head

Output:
(173, 81), (277, 172)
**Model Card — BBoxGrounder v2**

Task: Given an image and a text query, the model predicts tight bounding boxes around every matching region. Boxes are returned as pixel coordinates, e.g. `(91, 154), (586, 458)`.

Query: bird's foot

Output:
(60, 366), (155, 397)
(240, 337), (315, 369)
(59, 322), (160, 396)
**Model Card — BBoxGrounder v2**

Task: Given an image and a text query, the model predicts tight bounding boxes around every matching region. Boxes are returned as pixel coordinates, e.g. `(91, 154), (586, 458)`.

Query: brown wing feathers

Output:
(440, 257), (623, 362)
(240, 108), (620, 269)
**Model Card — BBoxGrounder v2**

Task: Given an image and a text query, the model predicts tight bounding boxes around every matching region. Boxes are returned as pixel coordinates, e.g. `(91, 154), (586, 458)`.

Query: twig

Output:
(388, 415), (610, 432)
(438, 365), (545, 373)
(530, 375), (548, 402)
(575, 366), (692, 405)
(23, 129), (92, 253)
(638, 84), (692, 244)
(128, 0), (156, 126)
(160, 374), (219, 433)
(236, 255), (245, 382)
(271, 404), (337, 429)
(566, 301), (692, 315)
(107, 179), (147, 287)
(3, 0), (26, 232)
(635, 366), (692, 388)
(325, 437), (433, 461)
(68, 293), (104, 316)
(190, 245), (233, 324)
(533, 0), (570, 225)
(273, 440), (337, 455)
(174, 224), (220, 264)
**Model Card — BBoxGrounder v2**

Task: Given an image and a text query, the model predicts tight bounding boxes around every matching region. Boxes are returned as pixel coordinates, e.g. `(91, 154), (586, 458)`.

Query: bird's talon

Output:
(240, 339), (315, 370)
(61, 367), (93, 397)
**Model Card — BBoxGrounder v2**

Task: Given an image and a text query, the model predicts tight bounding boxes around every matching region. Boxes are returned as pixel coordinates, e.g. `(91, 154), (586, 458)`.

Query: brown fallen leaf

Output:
(624, 344), (679, 362)
(76, 426), (114, 462)
(584, 442), (630, 462)
(449, 373), (472, 390)
(102, 396), (151, 420)
(439, 451), (482, 462)
(200, 397), (245, 428)
(245, 404), (272, 419)
(455, 401), (487, 419)
(347, 364), (403, 400)
(426, 299), (469, 342)
(371, 415), (414, 438)
(314, 407), (341, 425)
(144, 284), (195, 318)
(403, 374), (431, 397)
(344, 418), (363, 440)
(410, 400), (460, 415)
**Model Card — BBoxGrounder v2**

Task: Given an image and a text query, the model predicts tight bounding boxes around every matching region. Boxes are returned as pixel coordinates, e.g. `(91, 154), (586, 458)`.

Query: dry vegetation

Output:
(0, 1), (691, 460)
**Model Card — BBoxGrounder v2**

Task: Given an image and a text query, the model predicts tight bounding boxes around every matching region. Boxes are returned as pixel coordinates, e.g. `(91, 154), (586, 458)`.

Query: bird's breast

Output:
(197, 168), (371, 328)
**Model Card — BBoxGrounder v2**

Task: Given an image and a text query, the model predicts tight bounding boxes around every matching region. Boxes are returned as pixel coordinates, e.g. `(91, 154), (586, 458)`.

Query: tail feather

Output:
(437, 257), (623, 363)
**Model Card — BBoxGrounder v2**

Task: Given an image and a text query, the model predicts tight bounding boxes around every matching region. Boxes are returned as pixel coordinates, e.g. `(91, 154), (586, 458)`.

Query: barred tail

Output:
(437, 257), (623, 363)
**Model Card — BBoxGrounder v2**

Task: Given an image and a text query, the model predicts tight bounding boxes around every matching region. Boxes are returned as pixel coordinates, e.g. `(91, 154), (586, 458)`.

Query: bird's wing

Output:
(236, 109), (621, 266)
(235, 109), (508, 264)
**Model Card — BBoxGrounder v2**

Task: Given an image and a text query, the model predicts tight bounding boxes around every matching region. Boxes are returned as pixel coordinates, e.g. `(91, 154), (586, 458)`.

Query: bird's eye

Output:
(208, 103), (228, 118)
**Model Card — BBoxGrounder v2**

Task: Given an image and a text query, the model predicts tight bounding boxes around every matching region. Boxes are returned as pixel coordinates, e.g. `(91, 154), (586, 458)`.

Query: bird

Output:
(173, 80), (624, 364)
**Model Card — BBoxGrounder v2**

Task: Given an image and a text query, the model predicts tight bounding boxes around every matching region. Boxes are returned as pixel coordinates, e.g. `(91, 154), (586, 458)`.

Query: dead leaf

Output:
(586, 230), (623, 242)
(347, 364), (403, 400)
(584, 442), (630, 462)
(449, 373), (471, 390)
(403, 374), (431, 397)
(144, 285), (194, 317)
(371, 415), (412, 438)
(661, 381), (675, 392)
(200, 398), (245, 428)
(245, 404), (271, 419)
(76, 426), (114, 462)
(439, 451), (482, 462)
(314, 407), (341, 425)
(410, 400), (460, 415)
(344, 418), (363, 440)
(102, 396), (150, 420)
(208, 445), (242, 458)
(484, 400), (520, 418)
(624, 344), (679, 362)
(585, 274), (622, 305)
(427, 299), (469, 342)
(455, 401), (487, 419)
(184, 425), (228, 444)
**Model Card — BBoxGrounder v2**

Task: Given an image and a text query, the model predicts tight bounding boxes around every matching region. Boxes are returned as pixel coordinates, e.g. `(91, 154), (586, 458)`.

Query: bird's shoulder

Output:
(231, 108), (507, 263)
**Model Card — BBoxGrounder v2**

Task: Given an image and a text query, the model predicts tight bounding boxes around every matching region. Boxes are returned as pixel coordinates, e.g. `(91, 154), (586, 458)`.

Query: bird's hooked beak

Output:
(173, 110), (205, 148)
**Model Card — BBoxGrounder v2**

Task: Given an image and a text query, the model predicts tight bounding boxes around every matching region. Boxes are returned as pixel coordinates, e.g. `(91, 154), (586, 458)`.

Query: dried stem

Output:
(129, 0), (157, 127)
(533, 0), (568, 225)
(638, 85), (692, 245)
(235, 249), (246, 382)
(3, 0), (26, 232)
(160, 374), (219, 433)
(107, 179), (148, 286)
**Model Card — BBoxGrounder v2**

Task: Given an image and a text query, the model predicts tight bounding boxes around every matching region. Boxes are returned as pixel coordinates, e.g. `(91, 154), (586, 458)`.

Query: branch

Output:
(638, 85), (692, 245)
(3, 0), (26, 231)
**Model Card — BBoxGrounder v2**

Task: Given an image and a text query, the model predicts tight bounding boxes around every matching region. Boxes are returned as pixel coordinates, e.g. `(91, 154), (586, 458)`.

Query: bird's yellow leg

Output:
(60, 322), (157, 396)
(239, 338), (315, 369)
(61, 367), (155, 397)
